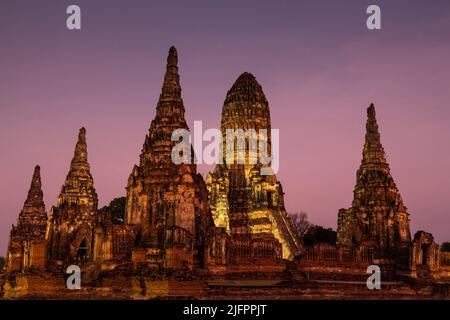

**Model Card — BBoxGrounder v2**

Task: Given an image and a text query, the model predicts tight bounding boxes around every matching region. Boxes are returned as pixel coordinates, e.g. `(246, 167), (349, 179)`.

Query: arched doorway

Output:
(76, 238), (88, 263)
(421, 244), (429, 266)
(267, 191), (273, 208)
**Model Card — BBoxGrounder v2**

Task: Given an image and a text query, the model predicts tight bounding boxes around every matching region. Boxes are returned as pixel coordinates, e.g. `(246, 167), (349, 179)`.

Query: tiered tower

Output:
(206, 73), (301, 261)
(337, 104), (411, 252)
(125, 47), (212, 269)
(47, 127), (99, 264)
(6, 166), (48, 271)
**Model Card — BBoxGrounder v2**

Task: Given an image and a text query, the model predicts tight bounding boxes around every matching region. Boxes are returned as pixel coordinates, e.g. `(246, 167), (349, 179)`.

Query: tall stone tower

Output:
(47, 127), (99, 264)
(125, 47), (211, 269)
(337, 104), (411, 252)
(206, 73), (301, 261)
(7, 166), (48, 271)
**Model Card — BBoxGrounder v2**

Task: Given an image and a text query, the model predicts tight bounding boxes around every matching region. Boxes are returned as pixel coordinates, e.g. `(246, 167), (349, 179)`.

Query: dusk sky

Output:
(1, 0), (450, 255)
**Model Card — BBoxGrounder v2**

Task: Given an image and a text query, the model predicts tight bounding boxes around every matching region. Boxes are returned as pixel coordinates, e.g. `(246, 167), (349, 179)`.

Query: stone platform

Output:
(1, 269), (449, 300)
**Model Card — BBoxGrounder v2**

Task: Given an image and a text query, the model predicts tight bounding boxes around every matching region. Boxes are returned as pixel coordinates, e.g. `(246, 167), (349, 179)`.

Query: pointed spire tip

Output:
(167, 46), (178, 67)
(367, 103), (376, 117)
(77, 127), (87, 143)
(31, 165), (42, 185)
(26, 164), (43, 206)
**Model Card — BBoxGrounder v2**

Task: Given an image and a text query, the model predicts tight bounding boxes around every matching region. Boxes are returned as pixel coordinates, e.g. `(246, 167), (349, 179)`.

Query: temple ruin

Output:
(1, 47), (450, 299)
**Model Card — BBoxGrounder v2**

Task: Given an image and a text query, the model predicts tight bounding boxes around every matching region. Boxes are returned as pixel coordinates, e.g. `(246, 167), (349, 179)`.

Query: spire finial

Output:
(71, 127), (88, 166)
(32, 165), (41, 183)
(167, 46), (178, 68)
(367, 103), (376, 121)
(24, 165), (45, 210)
(59, 126), (97, 208)
(159, 46), (182, 102)
(362, 103), (386, 165)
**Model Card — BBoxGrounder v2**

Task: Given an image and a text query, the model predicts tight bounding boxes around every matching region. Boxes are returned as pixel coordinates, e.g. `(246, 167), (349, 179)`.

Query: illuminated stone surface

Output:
(124, 46), (212, 269)
(2, 51), (450, 300)
(206, 73), (301, 261)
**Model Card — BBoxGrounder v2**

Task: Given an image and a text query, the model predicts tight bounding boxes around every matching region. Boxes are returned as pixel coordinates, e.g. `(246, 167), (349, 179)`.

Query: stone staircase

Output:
(286, 261), (307, 281)
(269, 209), (301, 259)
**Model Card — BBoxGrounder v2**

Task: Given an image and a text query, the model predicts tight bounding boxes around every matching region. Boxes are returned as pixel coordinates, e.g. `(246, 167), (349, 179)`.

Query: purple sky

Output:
(1, 0), (450, 255)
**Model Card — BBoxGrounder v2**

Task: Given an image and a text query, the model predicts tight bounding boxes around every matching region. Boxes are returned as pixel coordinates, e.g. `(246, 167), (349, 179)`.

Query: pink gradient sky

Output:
(1, 0), (450, 255)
